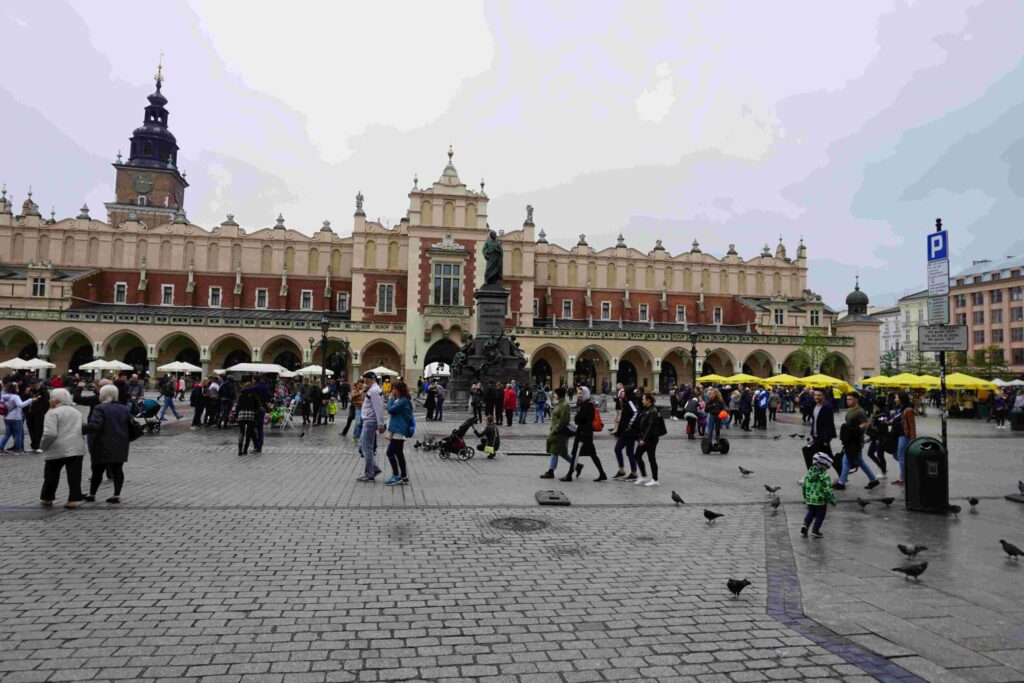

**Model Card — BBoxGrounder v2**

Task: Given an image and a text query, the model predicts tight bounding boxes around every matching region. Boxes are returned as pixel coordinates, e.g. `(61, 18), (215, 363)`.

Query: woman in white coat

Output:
(39, 388), (86, 508)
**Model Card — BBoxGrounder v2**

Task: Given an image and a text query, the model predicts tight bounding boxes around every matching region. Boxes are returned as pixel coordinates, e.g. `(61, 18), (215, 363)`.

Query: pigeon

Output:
(947, 504), (961, 516)
(764, 484), (781, 495)
(856, 498), (871, 510)
(879, 497), (895, 507)
(790, 433), (805, 438)
(892, 561), (928, 581)
(727, 579), (751, 598)
(772, 435), (782, 440)
(999, 540), (1023, 560)
(968, 497), (979, 509)
(704, 509), (724, 524)
(770, 497), (781, 510)
(671, 491), (685, 506)
(739, 466), (754, 476)
(897, 543), (927, 559)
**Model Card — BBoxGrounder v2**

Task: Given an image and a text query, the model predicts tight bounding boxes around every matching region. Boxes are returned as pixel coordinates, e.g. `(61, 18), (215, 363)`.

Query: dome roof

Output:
(846, 284), (868, 307)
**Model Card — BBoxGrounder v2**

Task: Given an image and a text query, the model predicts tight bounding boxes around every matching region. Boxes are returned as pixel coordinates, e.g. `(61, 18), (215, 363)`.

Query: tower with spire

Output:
(105, 55), (190, 228)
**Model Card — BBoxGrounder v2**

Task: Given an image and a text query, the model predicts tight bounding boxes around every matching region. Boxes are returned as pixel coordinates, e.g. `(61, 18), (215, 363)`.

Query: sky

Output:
(2, 0), (1023, 308)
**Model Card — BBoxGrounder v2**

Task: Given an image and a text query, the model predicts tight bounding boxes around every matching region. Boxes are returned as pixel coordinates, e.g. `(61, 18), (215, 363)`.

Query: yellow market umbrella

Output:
(884, 373), (927, 388)
(725, 373), (766, 385)
(942, 372), (997, 390)
(916, 374), (941, 388)
(800, 373), (854, 392)
(862, 375), (896, 386)
(765, 373), (804, 386)
(697, 374), (729, 384)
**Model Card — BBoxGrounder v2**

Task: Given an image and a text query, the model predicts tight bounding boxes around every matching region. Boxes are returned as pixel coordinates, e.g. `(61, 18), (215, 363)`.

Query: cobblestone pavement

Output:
(1, 401), (1022, 681)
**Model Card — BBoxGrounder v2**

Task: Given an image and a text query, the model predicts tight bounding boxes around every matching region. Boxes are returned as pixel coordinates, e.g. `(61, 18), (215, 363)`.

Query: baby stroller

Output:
(438, 416), (476, 460)
(131, 398), (162, 434)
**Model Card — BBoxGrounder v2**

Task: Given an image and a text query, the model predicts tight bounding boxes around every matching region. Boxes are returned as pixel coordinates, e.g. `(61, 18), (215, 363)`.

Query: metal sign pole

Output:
(939, 350), (947, 451)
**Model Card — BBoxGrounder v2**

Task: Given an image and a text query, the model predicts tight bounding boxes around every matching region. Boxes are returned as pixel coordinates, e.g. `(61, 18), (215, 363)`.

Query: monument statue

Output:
(483, 230), (503, 285)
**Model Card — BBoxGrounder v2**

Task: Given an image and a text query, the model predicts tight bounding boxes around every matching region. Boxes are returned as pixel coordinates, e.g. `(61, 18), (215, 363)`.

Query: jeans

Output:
(435, 398), (444, 420)
(1, 419), (25, 451)
(353, 412), (363, 441)
(705, 415), (721, 443)
(548, 452), (573, 471)
(360, 420), (379, 478)
(614, 435), (636, 472)
(535, 404), (545, 423)
(865, 439), (887, 474)
(896, 435), (910, 479)
(386, 438), (407, 478)
(158, 395), (181, 421)
(41, 456), (84, 502)
(518, 407), (528, 424)
(803, 504), (827, 531)
(838, 439), (876, 485)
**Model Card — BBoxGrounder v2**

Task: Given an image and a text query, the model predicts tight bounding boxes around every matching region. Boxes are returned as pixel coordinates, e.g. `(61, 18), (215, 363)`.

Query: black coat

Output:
(83, 402), (132, 464)
(811, 404), (836, 443)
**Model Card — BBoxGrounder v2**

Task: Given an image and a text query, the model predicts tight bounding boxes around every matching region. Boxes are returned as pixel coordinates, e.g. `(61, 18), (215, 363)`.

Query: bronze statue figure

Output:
(483, 230), (503, 285)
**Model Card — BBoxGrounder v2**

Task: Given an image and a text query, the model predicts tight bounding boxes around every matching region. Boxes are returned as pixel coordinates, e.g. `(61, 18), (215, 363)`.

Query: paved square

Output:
(2, 402), (1023, 682)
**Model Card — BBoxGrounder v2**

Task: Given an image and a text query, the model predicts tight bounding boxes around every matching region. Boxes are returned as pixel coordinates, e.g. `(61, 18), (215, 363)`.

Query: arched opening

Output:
(742, 350), (776, 378)
(466, 202), (477, 227)
(443, 202), (455, 227)
(69, 345), (94, 373)
(308, 248), (320, 275)
(261, 245), (272, 273)
(223, 349), (251, 369)
(0, 326), (34, 359)
(420, 201), (432, 225)
(620, 347), (654, 389)
(531, 359), (553, 387)
(123, 346), (147, 375)
(781, 351), (806, 377)
(45, 329), (94, 372)
(529, 345), (568, 389)
(156, 332), (201, 369)
(703, 348), (736, 377)
(361, 339), (401, 375)
(263, 336), (304, 372)
(105, 330), (147, 374)
(659, 361), (677, 394)
(424, 338), (458, 371)
(616, 360), (637, 388)
(285, 247), (295, 272)
(176, 347), (200, 365)
(211, 334), (251, 371)
(87, 238), (100, 266)
(663, 349), (694, 388)
(364, 240), (376, 269)
(512, 248), (523, 276)
(576, 346), (610, 391)
(821, 352), (852, 383)
(274, 351), (301, 370)
(387, 242), (399, 269)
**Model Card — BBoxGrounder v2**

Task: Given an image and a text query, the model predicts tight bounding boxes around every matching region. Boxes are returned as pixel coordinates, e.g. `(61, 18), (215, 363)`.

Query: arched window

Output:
(683, 268), (692, 291)
(755, 271), (764, 294)
(738, 271), (747, 294)
(664, 267), (674, 290)
(466, 203), (477, 228)
(12, 233), (24, 261)
(137, 196), (148, 207)
(261, 245), (272, 273)
(331, 249), (341, 274)
(790, 273), (800, 296)
(387, 241), (399, 269)
(63, 236), (75, 264)
(587, 261), (597, 286)
(136, 239), (148, 267)
(207, 243), (219, 271)
(606, 262), (616, 288)
(364, 240), (376, 269)
(113, 239), (124, 266)
(308, 248), (320, 275)
(420, 201), (432, 225)
(231, 243), (242, 269)
(512, 248), (523, 276)
(773, 272), (782, 295)
(568, 261), (578, 286)
(547, 259), (558, 285)
(285, 247), (295, 272)
(626, 263), (635, 287)
(87, 238), (100, 266)
(184, 241), (195, 270)
(701, 269), (710, 291)
(159, 240), (172, 268)
(443, 202), (455, 227)
(719, 269), (729, 293)
(645, 266), (655, 289)
(37, 235), (49, 262)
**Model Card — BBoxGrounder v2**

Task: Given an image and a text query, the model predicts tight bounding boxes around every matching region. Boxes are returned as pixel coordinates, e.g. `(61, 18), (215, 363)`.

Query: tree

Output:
(791, 330), (829, 375)
(879, 350), (899, 376)
(969, 345), (1010, 380)
(903, 350), (940, 376)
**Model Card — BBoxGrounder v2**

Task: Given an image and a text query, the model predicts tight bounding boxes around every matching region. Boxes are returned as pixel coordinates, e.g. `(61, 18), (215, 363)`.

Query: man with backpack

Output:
(158, 375), (182, 421)
(218, 376), (236, 428)
(533, 385), (548, 423)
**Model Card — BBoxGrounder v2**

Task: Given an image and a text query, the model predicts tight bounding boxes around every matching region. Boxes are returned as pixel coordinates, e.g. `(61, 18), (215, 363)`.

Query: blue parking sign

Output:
(927, 230), (948, 262)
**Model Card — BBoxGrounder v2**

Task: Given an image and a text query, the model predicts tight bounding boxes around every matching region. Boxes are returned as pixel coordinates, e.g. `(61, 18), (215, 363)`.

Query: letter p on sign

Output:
(927, 231), (948, 261)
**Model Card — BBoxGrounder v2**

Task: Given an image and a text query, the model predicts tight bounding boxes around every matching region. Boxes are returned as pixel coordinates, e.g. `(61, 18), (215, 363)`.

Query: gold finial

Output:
(447, 144), (453, 161)
(155, 51), (164, 88)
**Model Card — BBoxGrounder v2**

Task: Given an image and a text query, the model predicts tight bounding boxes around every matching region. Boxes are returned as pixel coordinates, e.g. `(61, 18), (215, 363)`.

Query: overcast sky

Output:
(2, 0), (1022, 308)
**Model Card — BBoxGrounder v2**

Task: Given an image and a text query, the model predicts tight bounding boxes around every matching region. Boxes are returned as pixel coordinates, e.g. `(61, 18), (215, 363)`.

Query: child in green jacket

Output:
(802, 452), (837, 538)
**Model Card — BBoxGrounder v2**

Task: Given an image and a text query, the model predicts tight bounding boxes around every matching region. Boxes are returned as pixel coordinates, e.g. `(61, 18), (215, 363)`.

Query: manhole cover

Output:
(489, 516), (549, 532)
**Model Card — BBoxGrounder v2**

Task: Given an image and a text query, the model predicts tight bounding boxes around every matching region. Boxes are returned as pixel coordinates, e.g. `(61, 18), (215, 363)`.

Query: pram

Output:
(438, 416), (476, 460)
(131, 398), (162, 434)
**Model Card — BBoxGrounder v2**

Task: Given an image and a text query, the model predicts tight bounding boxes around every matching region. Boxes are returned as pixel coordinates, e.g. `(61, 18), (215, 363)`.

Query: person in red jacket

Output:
(503, 384), (517, 426)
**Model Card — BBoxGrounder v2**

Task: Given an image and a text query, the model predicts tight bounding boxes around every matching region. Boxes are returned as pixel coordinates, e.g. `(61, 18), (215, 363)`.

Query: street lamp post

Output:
(689, 332), (698, 386)
(319, 316), (330, 388)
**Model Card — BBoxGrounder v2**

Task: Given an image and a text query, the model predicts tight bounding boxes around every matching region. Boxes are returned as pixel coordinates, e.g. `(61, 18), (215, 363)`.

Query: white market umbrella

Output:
(157, 361), (203, 373)
(368, 365), (399, 377)
(24, 358), (56, 370)
(0, 357), (32, 370)
(278, 369), (296, 378)
(993, 378), (1009, 387)
(424, 361), (450, 377)
(295, 364), (334, 377)
(78, 359), (133, 372)
(1005, 379), (1024, 387)
(223, 362), (289, 375)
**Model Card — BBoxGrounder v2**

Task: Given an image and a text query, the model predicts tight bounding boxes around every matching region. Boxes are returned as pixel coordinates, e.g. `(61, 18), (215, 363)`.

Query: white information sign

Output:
(919, 325), (968, 352)
(927, 259), (950, 297)
(927, 297), (950, 325)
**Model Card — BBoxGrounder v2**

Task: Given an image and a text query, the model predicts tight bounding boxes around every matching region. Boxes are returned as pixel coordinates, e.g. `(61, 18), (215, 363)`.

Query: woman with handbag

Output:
(566, 386), (607, 482)
(540, 387), (572, 479)
(236, 381), (261, 455)
(82, 384), (135, 504)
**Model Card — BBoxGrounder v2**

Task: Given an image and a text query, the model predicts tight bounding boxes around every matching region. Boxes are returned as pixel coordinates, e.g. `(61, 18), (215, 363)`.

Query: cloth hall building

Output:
(0, 72), (880, 391)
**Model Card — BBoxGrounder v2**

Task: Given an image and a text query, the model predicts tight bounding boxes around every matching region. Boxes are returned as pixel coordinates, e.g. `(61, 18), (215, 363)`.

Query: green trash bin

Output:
(979, 404), (991, 420)
(905, 436), (949, 513)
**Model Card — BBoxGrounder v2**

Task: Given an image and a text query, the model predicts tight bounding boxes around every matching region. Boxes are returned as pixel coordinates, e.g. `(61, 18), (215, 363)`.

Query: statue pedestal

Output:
(448, 284), (531, 404)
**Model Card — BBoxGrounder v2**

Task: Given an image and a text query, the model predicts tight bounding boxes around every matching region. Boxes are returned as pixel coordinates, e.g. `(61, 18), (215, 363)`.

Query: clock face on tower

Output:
(133, 174), (154, 194)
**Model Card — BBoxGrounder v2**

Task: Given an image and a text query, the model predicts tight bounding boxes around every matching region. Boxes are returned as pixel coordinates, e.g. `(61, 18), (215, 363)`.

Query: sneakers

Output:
(356, 475), (375, 482)
(400, 477), (410, 485)
(623, 473), (638, 482)
(891, 479), (904, 486)
(866, 480), (880, 490)
(634, 476), (649, 485)
(811, 529), (824, 538)
(558, 475), (573, 482)
(594, 473), (608, 482)
(385, 475), (402, 486)
(878, 473), (887, 480)
(644, 479), (660, 487)
(540, 470), (555, 479)
(33, 449), (43, 454)
(611, 471), (626, 481)
(800, 526), (808, 537)
(832, 482), (846, 490)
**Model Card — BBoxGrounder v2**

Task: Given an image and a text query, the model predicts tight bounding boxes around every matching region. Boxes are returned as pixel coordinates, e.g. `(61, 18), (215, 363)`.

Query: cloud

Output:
(635, 62), (675, 123)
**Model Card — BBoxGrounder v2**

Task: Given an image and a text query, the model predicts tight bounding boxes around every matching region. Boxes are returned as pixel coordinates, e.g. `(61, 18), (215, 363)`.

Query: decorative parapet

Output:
(510, 326), (855, 347)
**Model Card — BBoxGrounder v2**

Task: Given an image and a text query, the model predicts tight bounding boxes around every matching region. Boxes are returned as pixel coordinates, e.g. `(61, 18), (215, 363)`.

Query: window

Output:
(992, 329), (1004, 343)
(161, 284), (174, 306)
(713, 307), (723, 325)
(208, 287), (222, 308)
(638, 304), (649, 322)
(773, 308), (785, 325)
(809, 309), (821, 327)
(956, 313), (967, 325)
(432, 262), (462, 306)
(992, 348), (1004, 363)
(300, 289), (313, 310)
(973, 330), (985, 344)
(992, 309), (1003, 324)
(1011, 307), (1023, 322)
(991, 289), (1003, 304)
(971, 292), (984, 305)
(532, 299), (539, 317)
(1012, 327), (1024, 342)
(1014, 349), (1024, 366)
(1010, 286), (1022, 301)
(972, 311), (985, 325)
(917, 308), (923, 321)
(954, 294), (966, 307)
(30, 277), (46, 297)
(255, 288), (268, 309)
(377, 283), (395, 313)
(992, 273), (1001, 282)
(600, 302), (611, 320)
(137, 196), (148, 206)
(114, 282), (127, 304)
(562, 300), (573, 319)
(676, 305), (686, 323)
(337, 292), (349, 313)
